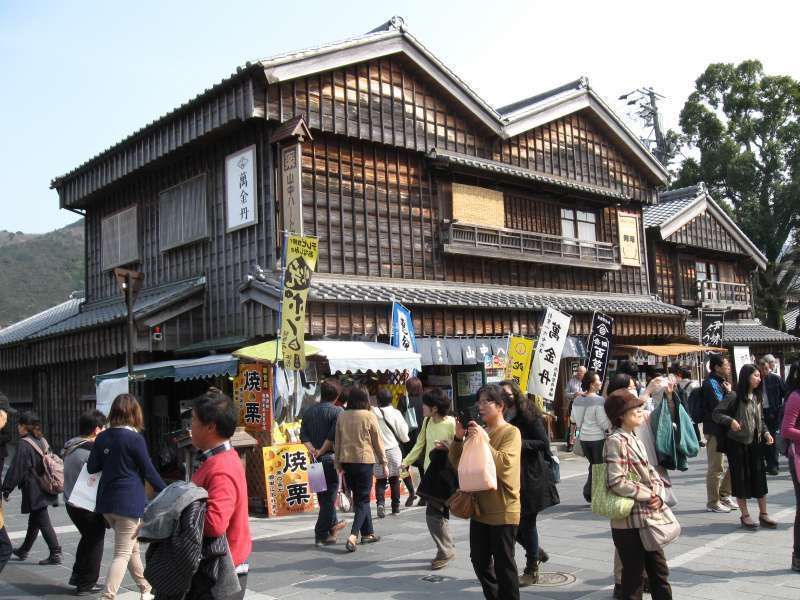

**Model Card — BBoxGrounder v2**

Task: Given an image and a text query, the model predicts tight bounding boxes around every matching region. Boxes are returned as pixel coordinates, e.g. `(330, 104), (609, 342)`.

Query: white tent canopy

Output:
(311, 341), (421, 374)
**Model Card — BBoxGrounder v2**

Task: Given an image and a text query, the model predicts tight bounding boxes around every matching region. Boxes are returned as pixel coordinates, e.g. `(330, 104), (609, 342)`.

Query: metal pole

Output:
(125, 273), (135, 393)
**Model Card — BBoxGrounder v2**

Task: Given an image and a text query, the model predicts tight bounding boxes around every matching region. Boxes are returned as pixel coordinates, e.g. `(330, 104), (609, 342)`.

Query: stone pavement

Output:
(2, 450), (799, 599)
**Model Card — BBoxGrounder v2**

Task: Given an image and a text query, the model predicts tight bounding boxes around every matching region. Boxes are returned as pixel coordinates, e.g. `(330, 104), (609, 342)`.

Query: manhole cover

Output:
(532, 572), (576, 587)
(420, 575), (453, 583)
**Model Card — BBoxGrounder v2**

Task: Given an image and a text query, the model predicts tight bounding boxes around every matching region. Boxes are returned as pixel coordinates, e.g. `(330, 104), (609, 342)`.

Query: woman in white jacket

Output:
(372, 390), (410, 517)
(571, 370), (612, 502)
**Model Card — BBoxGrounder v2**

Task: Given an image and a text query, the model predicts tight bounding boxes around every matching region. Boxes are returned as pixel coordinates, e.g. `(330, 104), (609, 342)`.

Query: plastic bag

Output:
(457, 429), (497, 492)
(67, 464), (101, 512)
(308, 460), (327, 494)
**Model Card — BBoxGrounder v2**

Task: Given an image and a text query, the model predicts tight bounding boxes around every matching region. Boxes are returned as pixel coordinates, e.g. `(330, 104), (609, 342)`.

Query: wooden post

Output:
(113, 268), (144, 393)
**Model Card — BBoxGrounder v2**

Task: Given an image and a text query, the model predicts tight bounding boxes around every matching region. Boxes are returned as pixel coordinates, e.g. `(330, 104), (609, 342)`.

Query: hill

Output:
(0, 219), (84, 328)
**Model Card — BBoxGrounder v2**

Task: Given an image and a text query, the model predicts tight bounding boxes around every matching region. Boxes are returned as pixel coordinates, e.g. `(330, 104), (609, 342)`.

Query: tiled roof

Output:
(0, 298), (84, 347)
(786, 308), (798, 333)
(643, 192), (701, 228)
(29, 277), (206, 340)
(245, 275), (687, 316)
(686, 320), (800, 345)
(496, 78), (587, 117)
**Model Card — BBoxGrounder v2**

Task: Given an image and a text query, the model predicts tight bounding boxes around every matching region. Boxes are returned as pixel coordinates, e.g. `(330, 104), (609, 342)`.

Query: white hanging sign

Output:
(528, 307), (572, 401)
(226, 145), (258, 232)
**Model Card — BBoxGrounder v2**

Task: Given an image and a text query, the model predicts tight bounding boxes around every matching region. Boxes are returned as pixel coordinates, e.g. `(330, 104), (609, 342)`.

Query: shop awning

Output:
(234, 340), (321, 362)
(616, 343), (726, 357)
(95, 354), (239, 382)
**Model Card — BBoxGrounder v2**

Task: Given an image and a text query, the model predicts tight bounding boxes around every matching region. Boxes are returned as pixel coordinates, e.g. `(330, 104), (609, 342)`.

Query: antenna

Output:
(619, 87), (674, 167)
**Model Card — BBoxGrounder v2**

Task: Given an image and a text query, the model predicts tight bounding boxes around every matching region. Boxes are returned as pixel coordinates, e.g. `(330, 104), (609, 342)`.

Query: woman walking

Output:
(402, 388), (456, 569)
(572, 369), (612, 502)
(87, 394), (166, 600)
(713, 364), (776, 530)
(334, 385), (386, 552)
(501, 380), (559, 586)
(1, 411), (62, 565)
(445, 384), (522, 600)
(604, 389), (673, 600)
(372, 389), (410, 518)
(780, 361), (800, 571)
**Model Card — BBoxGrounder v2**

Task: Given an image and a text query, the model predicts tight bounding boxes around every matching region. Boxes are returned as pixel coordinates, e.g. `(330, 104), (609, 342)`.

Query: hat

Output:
(604, 389), (643, 426)
(0, 392), (17, 415)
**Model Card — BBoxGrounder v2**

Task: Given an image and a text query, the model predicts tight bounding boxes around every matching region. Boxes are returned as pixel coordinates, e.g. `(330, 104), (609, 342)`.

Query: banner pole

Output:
(274, 230), (289, 424)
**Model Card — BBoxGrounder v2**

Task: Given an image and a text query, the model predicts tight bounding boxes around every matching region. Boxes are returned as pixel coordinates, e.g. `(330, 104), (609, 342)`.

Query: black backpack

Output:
(688, 386), (705, 423)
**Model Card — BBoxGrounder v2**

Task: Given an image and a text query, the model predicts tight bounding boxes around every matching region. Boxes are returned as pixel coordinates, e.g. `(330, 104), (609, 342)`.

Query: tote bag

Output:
(457, 429), (497, 492)
(640, 505), (681, 550)
(590, 463), (636, 520)
(67, 464), (101, 512)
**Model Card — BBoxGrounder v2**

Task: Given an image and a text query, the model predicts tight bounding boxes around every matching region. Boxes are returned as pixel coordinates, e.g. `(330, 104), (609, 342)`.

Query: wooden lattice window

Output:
(158, 174), (208, 251)
(101, 206), (139, 270)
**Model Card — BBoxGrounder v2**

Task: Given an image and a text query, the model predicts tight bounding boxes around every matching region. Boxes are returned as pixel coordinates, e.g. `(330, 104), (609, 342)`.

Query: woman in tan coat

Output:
(335, 385), (386, 552)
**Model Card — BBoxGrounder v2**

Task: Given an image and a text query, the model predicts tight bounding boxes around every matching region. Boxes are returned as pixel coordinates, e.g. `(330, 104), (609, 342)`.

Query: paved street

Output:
(2, 450), (799, 599)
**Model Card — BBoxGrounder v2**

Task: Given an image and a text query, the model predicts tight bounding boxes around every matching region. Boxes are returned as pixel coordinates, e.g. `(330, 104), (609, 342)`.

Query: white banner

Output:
(226, 145), (257, 232)
(732, 346), (752, 378)
(528, 307), (572, 401)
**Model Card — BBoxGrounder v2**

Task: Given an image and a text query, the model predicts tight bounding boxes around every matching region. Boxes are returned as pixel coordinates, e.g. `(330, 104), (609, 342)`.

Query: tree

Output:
(674, 60), (800, 329)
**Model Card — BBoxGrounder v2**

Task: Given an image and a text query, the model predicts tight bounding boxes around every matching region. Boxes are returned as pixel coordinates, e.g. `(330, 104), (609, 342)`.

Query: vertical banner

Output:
(700, 310), (726, 347)
(280, 143), (303, 235)
(226, 145), (257, 232)
(586, 312), (614, 385)
(280, 235), (319, 370)
(262, 443), (317, 517)
(390, 302), (417, 352)
(732, 346), (752, 377)
(617, 213), (641, 267)
(236, 363), (273, 436)
(529, 308), (572, 401)
(505, 336), (535, 393)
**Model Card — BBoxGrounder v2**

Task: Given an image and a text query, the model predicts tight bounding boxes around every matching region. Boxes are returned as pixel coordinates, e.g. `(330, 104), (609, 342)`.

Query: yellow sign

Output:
(280, 235), (319, 370)
(234, 363), (273, 437)
(617, 213), (641, 267)
(262, 443), (317, 517)
(505, 336), (535, 393)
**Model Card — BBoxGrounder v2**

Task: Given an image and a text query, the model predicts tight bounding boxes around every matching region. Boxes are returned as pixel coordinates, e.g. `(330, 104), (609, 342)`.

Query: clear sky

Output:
(1, 0), (797, 233)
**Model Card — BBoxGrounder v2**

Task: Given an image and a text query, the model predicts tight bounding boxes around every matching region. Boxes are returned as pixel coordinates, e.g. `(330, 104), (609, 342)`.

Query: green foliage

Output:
(674, 60), (800, 328)
(0, 220), (84, 328)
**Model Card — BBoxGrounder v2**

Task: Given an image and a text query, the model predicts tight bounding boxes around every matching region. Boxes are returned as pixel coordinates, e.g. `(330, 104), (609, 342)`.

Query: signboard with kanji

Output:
(235, 363), (273, 437)
(262, 443), (317, 517)
(586, 312), (614, 385)
(700, 310), (726, 347)
(280, 235), (319, 370)
(505, 336), (534, 393)
(225, 145), (257, 232)
(281, 144), (303, 235)
(528, 307), (572, 401)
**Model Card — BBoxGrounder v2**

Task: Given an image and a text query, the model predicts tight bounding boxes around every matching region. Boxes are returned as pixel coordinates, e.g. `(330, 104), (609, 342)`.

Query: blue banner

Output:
(390, 302), (417, 353)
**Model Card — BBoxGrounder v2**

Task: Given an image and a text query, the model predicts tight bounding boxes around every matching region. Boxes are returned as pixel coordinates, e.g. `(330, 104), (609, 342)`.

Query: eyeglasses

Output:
(476, 399), (498, 407)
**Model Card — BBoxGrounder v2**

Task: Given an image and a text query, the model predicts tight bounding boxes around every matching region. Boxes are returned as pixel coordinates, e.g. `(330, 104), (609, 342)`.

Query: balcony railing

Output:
(441, 222), (621, 270)
(697, 280), (751, 310)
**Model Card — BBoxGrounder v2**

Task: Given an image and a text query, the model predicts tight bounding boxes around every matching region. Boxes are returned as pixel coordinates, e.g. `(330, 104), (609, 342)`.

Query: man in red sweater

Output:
(189, 388), (252, 600)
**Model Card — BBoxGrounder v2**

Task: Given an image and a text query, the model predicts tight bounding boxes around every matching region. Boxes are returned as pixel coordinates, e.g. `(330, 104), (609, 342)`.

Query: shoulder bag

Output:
(448, 490), (481, 519)
(590, 463), (637, 520)
(639, 505), (681, 550)
(379, 407), (403, 445)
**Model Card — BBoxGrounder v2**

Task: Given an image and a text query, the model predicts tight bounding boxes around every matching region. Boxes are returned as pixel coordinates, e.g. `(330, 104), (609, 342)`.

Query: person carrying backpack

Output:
(1, 411), (62, 565)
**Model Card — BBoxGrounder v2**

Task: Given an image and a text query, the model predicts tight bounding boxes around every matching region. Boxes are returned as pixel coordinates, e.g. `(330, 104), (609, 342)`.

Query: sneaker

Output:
(767, 468), (779, 476)
(405, 494), (417, 507)
(377, 504), (386, 519)
(140, 593), (155, 600)
(39, 554), (62, 565)
(721, 497), (739, 510)
(74, 585), (103, 596)
(431, 554), (454, 570)
(10, 548), (28, 561)
(707, 503), (731, 513)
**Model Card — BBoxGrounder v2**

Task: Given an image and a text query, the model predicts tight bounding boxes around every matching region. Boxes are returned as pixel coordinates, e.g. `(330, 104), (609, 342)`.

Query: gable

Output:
(667, 210), (751, 256)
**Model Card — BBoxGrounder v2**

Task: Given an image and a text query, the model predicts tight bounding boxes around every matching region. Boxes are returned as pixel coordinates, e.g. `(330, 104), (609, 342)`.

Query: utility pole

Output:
(619, 87), (672, 167)
(114, 268), (144, 392)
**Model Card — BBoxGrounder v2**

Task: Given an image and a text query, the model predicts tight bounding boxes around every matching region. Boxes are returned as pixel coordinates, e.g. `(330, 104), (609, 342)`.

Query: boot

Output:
(538, 547), (549, 563)
(39, 552), (62, 565)
(519, 560), (539, 586)
(792, 554), (800, 572)
(11, 547), (28, 561)
(376, 502), (386, 518)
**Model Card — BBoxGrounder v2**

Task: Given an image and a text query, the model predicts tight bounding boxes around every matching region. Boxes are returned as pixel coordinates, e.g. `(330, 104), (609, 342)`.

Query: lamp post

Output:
(113, 268), (144, 393)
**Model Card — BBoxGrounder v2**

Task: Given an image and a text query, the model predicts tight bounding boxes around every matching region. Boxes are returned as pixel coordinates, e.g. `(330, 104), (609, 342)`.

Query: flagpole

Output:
(274, 230), (289, 425)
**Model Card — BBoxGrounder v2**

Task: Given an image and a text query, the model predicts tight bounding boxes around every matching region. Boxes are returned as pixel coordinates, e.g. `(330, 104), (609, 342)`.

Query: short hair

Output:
(679, 366), (692, 379)
(762, 354), (776, 364)
(581, 370), (599, 392)
(79, 410), (107, 437)
(405, 377), (423, 396)
(476, 384), (505, 407)
(422, 387), (451, 415)
(377, 389), (393, 407)
(757, 357), (770, 368)
(320, 379), (341, 403)
(18, 410), (43, 438)
(108, 394), (145, 431)
(193, 387), (238, 438)
(617, 360), (639, 378)
(343, 385), (370, 410)
(708, 353), (727, 372)
(668, 363), (681, 376)
(606, 373), (633, 396)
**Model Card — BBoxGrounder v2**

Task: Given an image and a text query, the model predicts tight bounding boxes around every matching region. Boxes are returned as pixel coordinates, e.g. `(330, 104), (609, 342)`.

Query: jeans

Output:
(0, 526), (11, 574)
(375, 476), (401, 511)
(314, 455), (339, 542)
(706, 434), (732, 507)
(66, 504), (106, 589)
(790, 458), (800, 558)
(101, 513), (150, 600)
(581, 439), (606, 502)
(469, 520), (519, 600)
(762, 410), (781, 471)
(342, 463), (374, 538)
(426, 503), (454, 559)
(612, 528), (672, 600)
(18, 507), (60, 555)
(515, 512), (539, 567)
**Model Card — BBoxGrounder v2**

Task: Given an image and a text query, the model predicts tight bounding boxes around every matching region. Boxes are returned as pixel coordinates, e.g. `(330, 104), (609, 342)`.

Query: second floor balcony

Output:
(441, 221), (621, 271)
(697, 279), (752, 311)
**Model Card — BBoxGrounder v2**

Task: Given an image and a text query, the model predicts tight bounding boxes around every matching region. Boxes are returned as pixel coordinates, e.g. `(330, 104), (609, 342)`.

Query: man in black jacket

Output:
(700, 354), (736, 513)
(758, 355), (787, 475)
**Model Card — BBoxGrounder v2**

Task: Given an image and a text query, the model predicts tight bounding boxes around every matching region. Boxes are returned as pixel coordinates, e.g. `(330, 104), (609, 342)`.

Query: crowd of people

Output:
(0, 353), (798, 600)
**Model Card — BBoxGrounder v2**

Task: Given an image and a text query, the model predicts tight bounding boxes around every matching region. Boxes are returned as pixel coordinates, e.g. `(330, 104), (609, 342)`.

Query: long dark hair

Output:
(499, 379), (540, 423)
(786, 361), (800, 395)
(735, 363), (762, 402)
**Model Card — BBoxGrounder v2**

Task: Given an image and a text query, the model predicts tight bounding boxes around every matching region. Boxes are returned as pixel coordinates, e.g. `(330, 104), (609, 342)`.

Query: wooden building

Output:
(0, 17), (690, 449)
(644, 183), (800, 368)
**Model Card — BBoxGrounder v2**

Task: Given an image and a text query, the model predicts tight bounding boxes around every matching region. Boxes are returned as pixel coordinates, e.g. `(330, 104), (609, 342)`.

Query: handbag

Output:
(403, 403), (419, 431)
(639, 505), (681, 550)
(448, 490), (481, 519)
(590, 463), (637, 520)
(308, 459), (327, 494)
(67, 464), (101, 512)
(572, 429), (584, 457)
(336, 473), (352, 513)
(548, 455), (561, 484)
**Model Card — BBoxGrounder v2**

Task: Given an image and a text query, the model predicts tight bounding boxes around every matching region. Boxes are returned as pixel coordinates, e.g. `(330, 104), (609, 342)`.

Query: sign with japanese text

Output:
(528, 308), (572, 401)
(586, 312), (614, 385)
(234, 363), (273, 436)
(505, 336), (534, 393)
(280, 235), (319, 370)
(732, 346), (752, 377)
(226, 145), (257, 232)
(617, 213), (641, 267)
(390, 302), (417, 353)
(700, 310), (725, 347)
(262, 443), (317, 517)
(281, 144), (303, 235)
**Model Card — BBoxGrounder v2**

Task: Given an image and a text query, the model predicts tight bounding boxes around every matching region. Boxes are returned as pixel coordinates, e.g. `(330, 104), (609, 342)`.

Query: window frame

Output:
(158, 173), (209, 252)
(560, 207), (597, 242)
(101, 205), (140, 271)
